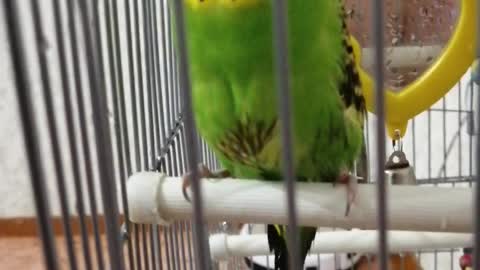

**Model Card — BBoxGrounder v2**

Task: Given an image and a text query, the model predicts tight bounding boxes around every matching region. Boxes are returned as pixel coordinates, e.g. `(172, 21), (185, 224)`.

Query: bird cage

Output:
(0, 0), (479, 270)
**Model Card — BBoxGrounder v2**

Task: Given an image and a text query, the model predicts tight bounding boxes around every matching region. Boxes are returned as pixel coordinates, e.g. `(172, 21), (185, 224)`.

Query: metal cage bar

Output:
(474, 0), (480, 268)
(371, 2), (389, 270)
(271, 0), (302, 269)
(77, 0), (126, 268)
(32, 0), (88, 268)
(170, 1), (212, 270)
(3, 2), (60, 269)
(64, 0), (106, 267)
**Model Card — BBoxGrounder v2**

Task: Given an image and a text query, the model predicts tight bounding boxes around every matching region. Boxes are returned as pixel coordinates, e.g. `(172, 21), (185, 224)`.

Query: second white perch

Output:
(209, 230), (472, 260)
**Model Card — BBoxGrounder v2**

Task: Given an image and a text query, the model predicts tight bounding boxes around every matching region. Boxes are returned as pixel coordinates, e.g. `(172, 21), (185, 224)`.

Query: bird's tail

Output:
(267, 225), (317, 270)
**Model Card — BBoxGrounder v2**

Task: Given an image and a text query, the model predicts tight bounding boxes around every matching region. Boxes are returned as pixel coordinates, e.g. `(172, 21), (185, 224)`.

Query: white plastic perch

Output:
(127, 172), (474, 232)
(209, 230), (472, 260)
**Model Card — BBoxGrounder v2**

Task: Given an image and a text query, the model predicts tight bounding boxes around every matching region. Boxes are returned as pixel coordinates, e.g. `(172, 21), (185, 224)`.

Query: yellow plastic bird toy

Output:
(352, 0), (476, 139)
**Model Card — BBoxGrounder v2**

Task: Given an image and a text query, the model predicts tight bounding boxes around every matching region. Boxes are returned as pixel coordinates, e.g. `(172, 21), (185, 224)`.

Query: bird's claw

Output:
(334, 173), (358, 217)
(182, 163), (211, 203)
(346, 175), (358, 217)
(181, 163), (231, 203)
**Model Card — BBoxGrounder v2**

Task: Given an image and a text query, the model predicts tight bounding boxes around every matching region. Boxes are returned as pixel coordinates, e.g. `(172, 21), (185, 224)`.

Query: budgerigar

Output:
(176, 0), (366, 269)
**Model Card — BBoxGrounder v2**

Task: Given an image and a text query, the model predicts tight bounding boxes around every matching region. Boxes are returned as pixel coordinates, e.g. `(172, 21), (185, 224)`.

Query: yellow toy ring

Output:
(350, 0), (476, 139)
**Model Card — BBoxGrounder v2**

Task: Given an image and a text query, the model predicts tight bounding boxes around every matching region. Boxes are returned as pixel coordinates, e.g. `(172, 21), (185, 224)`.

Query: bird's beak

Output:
(465, 267), (472, 270)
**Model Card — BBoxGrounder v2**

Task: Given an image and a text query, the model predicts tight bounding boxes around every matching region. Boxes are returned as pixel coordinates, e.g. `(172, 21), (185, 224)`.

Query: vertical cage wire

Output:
(371, 1), (389, 270)
(3, 1), (60, 270)
(271, 0), (301, 269)
(65, 0), (107, 267)
(34, 0), (90, 268)
(171, 1), (212, 270)
(453, 82), (462, 270)
(104, 0), (137, 268)
(148, 0), (164, 268)
(475, 0), (480, 268)
(80, 0), (127, 267)
(131, 0), (146, 172)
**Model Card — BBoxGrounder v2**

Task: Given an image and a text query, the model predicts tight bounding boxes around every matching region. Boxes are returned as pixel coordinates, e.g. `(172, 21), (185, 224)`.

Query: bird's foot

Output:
(333, 172), (358, 217)
(181, 163), (231, 203)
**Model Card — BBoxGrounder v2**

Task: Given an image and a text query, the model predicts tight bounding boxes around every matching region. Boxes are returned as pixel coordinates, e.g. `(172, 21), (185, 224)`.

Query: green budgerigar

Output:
(178, 0), (366, 269)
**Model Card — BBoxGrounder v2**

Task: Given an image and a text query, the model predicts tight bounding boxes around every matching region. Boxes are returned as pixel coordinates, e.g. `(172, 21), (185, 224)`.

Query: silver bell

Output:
(385, 150), (416, 186)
